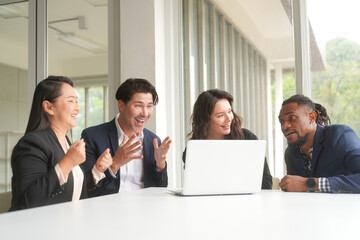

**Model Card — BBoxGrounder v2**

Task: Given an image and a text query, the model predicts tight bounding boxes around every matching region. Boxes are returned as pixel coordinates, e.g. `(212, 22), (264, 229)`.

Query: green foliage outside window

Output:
(89, 87), (104, 127)
(72, 88), (85, 142)
(273, 37), (360, 136)
(71, 87), (105, 142)
(312, 37), (360, 136)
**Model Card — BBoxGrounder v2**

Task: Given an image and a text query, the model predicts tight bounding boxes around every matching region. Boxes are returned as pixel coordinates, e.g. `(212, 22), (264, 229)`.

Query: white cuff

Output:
(92, 166), (106, 184)
(54, 163), (68, 185)
(108, 167), (117, 178)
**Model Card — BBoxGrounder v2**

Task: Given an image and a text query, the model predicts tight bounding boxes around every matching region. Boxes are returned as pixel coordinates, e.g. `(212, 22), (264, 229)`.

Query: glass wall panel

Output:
(48, 0), (108, 142)
(223, 20), (229, 91)
(183, 0), (296, 179)
(191, 0), (200, 95)
(0, 1), (28, 192)
(72, 88), (85, 141)
(309, 0), (360, 135)
(241, 37), (250, 128)
(203, 0), (212, 89)
(214, 10), (222, 90)
(88, 87), (105, 127)
(233, 30), (240, 114)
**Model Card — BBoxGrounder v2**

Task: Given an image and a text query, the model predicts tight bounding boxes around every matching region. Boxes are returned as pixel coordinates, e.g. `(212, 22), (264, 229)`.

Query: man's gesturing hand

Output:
(153, 136), (172, 171)
(111, 135), (143, 174)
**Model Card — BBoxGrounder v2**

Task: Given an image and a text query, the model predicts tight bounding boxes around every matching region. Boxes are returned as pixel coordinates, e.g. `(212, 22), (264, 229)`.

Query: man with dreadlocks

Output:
(278, 94), (360, 193)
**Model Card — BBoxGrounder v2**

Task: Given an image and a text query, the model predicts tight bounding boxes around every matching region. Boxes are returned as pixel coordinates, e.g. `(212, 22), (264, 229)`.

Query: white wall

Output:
(0, 63), (28, 132)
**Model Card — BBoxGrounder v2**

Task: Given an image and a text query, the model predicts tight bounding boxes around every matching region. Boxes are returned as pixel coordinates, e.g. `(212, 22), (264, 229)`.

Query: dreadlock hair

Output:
(315, 103), (331, 126)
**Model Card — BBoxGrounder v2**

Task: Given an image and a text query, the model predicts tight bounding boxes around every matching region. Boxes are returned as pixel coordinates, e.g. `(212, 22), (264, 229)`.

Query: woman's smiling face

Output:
(207, 99), (234, 140)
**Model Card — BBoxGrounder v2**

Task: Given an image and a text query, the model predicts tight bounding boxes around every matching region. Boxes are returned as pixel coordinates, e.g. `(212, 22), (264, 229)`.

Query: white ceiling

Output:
(213, 0), (295, 67)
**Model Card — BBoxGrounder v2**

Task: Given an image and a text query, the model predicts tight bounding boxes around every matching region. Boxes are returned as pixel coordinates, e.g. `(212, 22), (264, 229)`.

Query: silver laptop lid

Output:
(183, 140), (266, 195)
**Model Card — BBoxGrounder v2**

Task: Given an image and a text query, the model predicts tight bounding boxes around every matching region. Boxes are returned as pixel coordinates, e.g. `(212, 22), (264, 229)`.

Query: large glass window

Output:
(184, 0), (297, 179)
(203, 0), (212, 89)
(0, 1), (29, 193)
(72, 85), (107, 141)
(183, 0), (268, 138)
(309, 0), (360, 136)
(48, 0), (108, 142)
(0, 0), (109, 193)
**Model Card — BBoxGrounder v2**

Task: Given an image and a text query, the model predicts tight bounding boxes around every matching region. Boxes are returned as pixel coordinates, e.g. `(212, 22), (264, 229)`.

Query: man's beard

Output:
(288, 133), (309, 149)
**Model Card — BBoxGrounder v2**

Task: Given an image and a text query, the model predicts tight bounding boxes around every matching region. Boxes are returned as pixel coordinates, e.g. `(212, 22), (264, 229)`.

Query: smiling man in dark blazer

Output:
(81, 78), (171, 196)
(278, 94), (360, 193)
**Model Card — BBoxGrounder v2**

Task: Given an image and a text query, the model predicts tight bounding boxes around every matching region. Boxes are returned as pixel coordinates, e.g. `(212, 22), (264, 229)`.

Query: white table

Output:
(0, 188), (359, 240)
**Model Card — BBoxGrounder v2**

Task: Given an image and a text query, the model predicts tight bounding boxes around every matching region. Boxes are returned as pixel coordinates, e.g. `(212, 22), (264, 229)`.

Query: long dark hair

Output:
(188, 89), (244, 139)
(25, 76), (73, 134)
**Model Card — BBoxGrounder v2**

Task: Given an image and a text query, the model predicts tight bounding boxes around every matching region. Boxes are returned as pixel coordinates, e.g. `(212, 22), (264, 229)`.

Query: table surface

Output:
(0, 188), (359, 240)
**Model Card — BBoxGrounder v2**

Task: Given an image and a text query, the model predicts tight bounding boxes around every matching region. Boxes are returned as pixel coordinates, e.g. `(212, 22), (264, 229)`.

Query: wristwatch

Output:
(306, 177), (316, 192)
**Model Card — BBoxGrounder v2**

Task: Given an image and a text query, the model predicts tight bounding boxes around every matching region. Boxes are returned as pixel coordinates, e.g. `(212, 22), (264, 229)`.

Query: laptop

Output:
(171, 140), (266, 196)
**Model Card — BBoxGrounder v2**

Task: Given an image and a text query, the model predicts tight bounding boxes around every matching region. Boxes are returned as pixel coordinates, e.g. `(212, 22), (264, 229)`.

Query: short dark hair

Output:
(188, 89), (244, 140)
(115, 78), (158, 105)
(25, 76), (73, 134)
(282, 94), (315, 112)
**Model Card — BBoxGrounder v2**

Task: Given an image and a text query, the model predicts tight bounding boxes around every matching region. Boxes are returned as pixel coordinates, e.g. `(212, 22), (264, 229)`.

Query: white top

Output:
(1, 188), (360, 240)
(54, 141), (105, 201)
(115, 113), (145, 192)
(54, 164), (83, 201)
(54, 141), (84, 201)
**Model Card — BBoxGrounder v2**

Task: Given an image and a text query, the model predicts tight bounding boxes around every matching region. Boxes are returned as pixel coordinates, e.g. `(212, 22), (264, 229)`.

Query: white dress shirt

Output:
(115, 113), (145, 192)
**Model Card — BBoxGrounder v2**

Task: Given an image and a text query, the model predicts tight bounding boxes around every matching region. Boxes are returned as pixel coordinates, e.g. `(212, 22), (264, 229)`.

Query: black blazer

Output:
(182, 128), (273, 189)
(10, 128), (100, 211)
(81, 118), (168, 197)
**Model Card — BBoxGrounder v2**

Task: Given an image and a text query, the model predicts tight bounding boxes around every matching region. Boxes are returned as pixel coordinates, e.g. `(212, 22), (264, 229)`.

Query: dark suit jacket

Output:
(81, 118), (168, 196)
(182, 128), (273, 189)
(10, 128), (99, 211)
(285, 124), (360, 193)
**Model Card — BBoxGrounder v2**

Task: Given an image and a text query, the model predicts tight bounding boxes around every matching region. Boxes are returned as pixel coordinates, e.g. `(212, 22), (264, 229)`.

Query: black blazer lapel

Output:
(107, 119), (121, 183)
(311, 125), (324, 176)
(108, 120), (119, 158)
(142, 130), (149, 184)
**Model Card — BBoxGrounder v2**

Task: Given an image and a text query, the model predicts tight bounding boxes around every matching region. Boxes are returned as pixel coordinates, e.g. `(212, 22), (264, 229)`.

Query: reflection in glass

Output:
(0, 1), (29, 192)
(48, 0), (108, 141)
